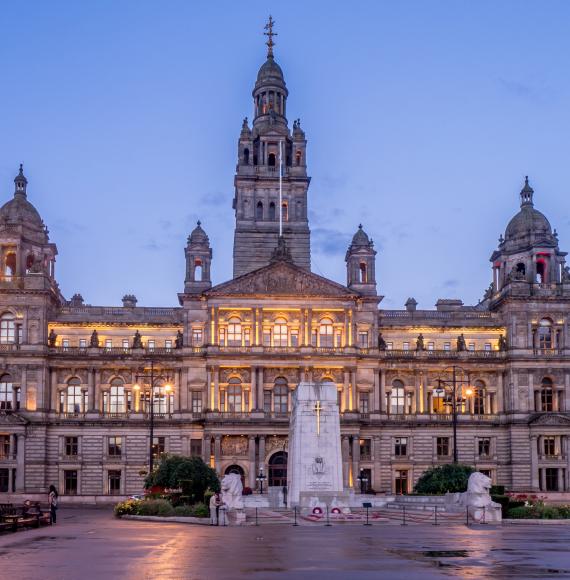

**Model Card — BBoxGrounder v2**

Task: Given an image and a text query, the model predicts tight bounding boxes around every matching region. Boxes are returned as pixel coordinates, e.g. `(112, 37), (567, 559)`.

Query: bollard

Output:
(466, 506), (469, 527)
(364, 506), (371, 526)
(293, 506), (298, 527)
(432, 505), (439, 526)
(401, 505), (407, 526)
(255, 507), (259, 526)
(325, 505), (332, 527)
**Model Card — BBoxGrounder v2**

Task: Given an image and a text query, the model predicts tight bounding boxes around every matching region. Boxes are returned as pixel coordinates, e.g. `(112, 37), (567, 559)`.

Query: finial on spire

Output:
(520, 175), (534, 207)
(197, 220), (201, 226)
(264, 15), (277, 58)
(14, 163), (28, 196)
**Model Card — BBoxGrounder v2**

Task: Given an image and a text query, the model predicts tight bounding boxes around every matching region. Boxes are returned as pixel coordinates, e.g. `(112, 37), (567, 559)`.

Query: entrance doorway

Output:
(268, 451), (288, 487)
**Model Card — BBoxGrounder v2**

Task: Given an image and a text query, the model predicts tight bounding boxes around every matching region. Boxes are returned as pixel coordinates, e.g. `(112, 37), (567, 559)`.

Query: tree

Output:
(145, 455), (220, 502)
(414, 464), (474, 495)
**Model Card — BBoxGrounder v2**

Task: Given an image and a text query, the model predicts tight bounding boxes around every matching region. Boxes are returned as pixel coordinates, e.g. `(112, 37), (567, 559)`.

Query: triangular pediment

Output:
(0, 411), (28, 425)
(205, 260), (358, 298)
(529, 413), (570, 426)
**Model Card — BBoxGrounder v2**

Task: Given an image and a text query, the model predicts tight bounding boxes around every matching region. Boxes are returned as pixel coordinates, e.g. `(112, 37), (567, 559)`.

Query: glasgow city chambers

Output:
(1, 36), (570, 503)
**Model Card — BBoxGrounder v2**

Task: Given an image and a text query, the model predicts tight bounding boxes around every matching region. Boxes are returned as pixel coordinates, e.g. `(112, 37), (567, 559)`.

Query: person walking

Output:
(48, 485), (58, 525)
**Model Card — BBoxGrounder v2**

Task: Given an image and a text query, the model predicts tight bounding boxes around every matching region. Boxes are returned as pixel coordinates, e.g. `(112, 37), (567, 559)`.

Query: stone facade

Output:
(1, 41), (570, 502)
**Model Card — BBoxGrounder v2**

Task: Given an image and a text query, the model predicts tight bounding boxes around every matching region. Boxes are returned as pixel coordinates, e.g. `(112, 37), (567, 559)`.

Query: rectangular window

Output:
(468, 343), (475, 351)
(65, 436), (78, 456)
(545, 468), (559, 491)
(0, 469), (8, 493)
(218, 329), (225, 346)
(108, 436), (122, 457)
(427, 342), (434, 351)
(121, 339), (129, 350)
(147, 340), (155, 351)
(290, 331), (299, 347)
(402, 342), (409, 351)
(311, 329), (317, 347)
(79, 339), (87, 348)
(478, 437), (491, 457)
(359, 438), (371, 460)
(64, 470), (78, 495)
(358, 392), (369, 414)
(263, 331), (271, 347)
(395, 470), (408, 494)
(192, 329), (202, 346)
(444, 342), (451, 351)
(0, 435), (10, 459)
(394, 437), (408, 457)
(190, 439), (202, 457)
(108, 470), (121, 495)
(263, 390), (272, 413)
(436, 436), (450, 457)
(543, 436), (556, 456)
(165, 340), (172, 350)
(105, 339), (112, 350)
(358, 332), (368, 348)
(484, 343), (492, 351)
(62, 339), (69, 350)
(152, 436), (165, 459)
(191, 391), (202, 413)
(386, 342), (393, 350)
(244, 329), (251, 346)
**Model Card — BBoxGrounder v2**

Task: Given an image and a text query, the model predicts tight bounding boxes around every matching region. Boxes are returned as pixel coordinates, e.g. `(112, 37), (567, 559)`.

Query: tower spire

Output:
(264, 15), (277, 58)
(520, 175), (534, 207)
(14, 163), (28, 197)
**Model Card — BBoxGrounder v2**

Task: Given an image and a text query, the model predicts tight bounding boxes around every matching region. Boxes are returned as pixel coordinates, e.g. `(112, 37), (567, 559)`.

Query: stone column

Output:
(206, 367), (212, 410)
(300, 309), (306, 346)
(351, 436), (360, 490)
(343, 369), (350, 412)
(213, 367), (219, 411)
(258, 435), (266, 487)
(87, 368), (95, 412)
(373, 369), (380, 412)
(485, 392), (491, 415)
(307, 309), (313, 346)
(214, 435), (221, 473)
(413, 372), (420, 414)
(540, 468), (546, 492)
(251, 367), (257, 410)
(203, 435), (211, 465)
(350, 369), (357, 411)
(19, 367), (26, 411)
(252, 308), (258, 346)
(530, 435), (539, 490)
(344, 309), (350, 347)
(558, 468), (564, 492)
(179, 368), (188, 411)
(15, 434), (25, 491)
(379, 369), (386, 413)
(248, 436), (256, 488)
(9, 434), (15, 458)
(50, 369), (58, 413)
(566, 436), (570, 491)
(341, 435), (350, 488)
(95, 370), (102, 412)
(258, 368), (264, 411)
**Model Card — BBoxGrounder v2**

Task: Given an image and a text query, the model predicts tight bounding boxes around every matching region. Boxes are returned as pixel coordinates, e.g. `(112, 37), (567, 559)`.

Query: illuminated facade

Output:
(2, 39), (570, 502)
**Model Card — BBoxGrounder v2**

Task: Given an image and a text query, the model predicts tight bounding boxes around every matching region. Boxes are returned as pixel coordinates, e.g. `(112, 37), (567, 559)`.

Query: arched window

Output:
(109, 379), (125, 414)
(4, 252), (16, 277)
(319, 318), (333, 347)
(295, 150), (302, 166)
(538, 318), (553, 350)
(391, 380), (405, 415)
(536, 259), (547, 283)
(273, 317), (288, 347)
(243, 148), (249, 165)
(26, 254), (34, 273)
(0, 313), (15, 344)
(227, 377), (242, 413)
(256, 201), (263, 220)
(194, 258), (203, 282)
(269, 202), (276, 220)
(274, 378), (288, 414)
(516, 262), (526, 277)
(66, 378), (83, 414)
(0, 374), (13, 410)
(227, 317), (242, 346)
(281, 202), (288, 221)
(268, 153), (276, 167)
(540, 377), (554, 412)
(473, 380), (485, 415)
(359, 263), (367, 283)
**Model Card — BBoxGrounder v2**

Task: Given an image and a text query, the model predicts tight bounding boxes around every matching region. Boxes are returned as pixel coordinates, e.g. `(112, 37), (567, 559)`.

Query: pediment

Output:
(529, 413), (570, 426)
(205, 261), (358, 298)
(0, 411), (28, 425)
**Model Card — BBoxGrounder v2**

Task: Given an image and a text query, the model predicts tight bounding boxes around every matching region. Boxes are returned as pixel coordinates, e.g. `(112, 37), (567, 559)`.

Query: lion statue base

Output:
(445, 471), (502, 523)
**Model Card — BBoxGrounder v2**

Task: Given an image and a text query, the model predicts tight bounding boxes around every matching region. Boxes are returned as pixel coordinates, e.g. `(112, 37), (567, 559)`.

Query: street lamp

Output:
(133, 360), (174, 475)
(434, 366), (473, 464)
(256, 466), (267, 494)
(356, 469), (369, 494)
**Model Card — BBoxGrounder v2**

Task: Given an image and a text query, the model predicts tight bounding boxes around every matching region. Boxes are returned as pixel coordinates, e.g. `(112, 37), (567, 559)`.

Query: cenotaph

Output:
(287, 381), (345, 508)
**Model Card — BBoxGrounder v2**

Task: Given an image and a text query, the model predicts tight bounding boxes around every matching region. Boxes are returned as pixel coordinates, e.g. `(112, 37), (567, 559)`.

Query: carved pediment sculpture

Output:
(529, 413), (570, 426)
(0, 411), (28, 425)
(221, 436), (249, 456)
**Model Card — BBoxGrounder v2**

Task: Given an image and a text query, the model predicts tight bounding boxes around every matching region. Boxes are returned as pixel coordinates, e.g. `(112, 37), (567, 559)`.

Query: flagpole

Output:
(279, 140), (283, 237)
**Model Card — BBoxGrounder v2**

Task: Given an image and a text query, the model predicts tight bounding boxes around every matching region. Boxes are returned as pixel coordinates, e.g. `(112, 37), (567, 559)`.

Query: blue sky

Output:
(1, 1), (569, 308)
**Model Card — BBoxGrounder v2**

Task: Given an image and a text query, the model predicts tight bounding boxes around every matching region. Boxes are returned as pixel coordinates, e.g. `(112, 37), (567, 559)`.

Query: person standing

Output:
(209, 492), (222, 526)
(48, 485), (58, 525)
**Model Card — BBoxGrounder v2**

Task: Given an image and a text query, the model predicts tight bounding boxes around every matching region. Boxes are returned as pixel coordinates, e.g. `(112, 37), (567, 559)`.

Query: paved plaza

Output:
(0, 508), (569, 579)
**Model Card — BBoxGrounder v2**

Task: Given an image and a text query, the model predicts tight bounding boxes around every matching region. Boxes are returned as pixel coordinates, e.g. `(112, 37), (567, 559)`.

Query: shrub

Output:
(137, 499), (174, 517)
(114, 499), (141, 517)
(173, 505), (194, 517)
(192, 503), (209, 518)
(242, 486), (253, 496)
(414, 464), (475, 495)
(507, 506), (538, 519)
(145, 455), (220, 503)
(556, 505), (570, 518)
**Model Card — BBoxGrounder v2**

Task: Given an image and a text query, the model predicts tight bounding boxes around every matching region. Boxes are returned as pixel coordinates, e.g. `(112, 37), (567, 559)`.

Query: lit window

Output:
(226, 378), (242, 412)
(484, 343), (491, 351)
(402, 342), (409, 351)
(0, 313), (15, 344)
(319, 318), (333, 347)
(65, 378), (83, 414)
(165, 340), (172, 350)
(79, 339), (87, 349)
(427, 342), (434, 351)
(109, 379), (125, 414)
(391, 380), (405, 414)
(468, 343), (475, 351)
(192, 329), (202, 346)
(358, 332), (368, 348)
(538, 319), (553, 350)
(444, 342), (451, 351)
(273, 318), (288, 347)
(0, 375), (14, 411)
(227, 317), (242, 346)
(147, 340), (155, 351)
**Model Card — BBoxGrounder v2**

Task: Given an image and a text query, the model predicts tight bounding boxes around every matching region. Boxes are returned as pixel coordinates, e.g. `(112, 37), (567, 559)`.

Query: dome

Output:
(255, 56), (287, 91)
(188, 221), (209, 245)
(351, 224), (371, 247)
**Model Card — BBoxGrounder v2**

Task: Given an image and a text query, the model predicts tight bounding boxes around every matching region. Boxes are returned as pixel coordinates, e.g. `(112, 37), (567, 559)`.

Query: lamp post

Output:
(357, 469), (369, 495)
(256, 466), (267, 494)
(435, 366), (473, 464)
(133, 360), (173, 475)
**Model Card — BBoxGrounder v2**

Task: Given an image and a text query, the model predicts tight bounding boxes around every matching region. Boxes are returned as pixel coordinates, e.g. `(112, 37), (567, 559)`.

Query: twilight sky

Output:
(1, 1), (569, 309)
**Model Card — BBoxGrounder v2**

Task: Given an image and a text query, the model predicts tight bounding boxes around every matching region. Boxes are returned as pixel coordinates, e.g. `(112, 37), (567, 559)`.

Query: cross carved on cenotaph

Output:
(314, 400), (322, 436)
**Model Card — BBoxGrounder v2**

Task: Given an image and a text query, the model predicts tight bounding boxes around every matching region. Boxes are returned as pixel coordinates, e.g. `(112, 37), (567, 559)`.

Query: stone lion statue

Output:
(445, 471), (501, 523)
(221, 473), (244, 510)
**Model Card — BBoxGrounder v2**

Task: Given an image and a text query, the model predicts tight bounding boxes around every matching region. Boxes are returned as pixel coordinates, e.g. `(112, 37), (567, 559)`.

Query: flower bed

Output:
(114, 499), (208, 518)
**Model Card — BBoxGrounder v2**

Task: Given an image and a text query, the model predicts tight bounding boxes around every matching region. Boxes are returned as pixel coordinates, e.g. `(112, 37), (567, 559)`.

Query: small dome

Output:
(351, 224), (371, 247)
(255, 56), (286, 91)
(188, 220), (209, 245)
